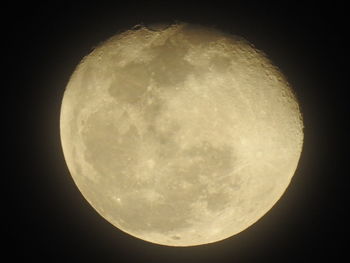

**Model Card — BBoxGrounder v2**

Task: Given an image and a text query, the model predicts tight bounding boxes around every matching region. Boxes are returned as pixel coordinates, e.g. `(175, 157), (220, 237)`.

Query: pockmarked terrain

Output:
(60, 23), (303, 246)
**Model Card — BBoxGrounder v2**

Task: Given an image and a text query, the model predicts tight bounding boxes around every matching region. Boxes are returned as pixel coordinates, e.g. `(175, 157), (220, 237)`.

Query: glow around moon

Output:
(60, 23), (303, 246)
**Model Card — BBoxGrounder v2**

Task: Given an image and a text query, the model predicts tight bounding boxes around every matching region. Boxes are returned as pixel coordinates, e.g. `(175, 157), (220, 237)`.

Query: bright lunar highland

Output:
(60, 23), (304, 246)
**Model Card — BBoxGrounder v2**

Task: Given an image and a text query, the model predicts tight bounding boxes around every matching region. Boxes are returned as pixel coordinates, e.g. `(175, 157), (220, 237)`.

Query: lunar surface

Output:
(60, 23), (303, 246)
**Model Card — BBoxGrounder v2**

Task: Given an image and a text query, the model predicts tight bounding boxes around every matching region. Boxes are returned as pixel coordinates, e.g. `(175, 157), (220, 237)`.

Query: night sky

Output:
(10, 1), (346, 262)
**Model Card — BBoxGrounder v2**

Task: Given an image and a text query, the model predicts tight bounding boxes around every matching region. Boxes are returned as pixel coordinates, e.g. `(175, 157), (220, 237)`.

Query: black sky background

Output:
(9, 1), (346, 262)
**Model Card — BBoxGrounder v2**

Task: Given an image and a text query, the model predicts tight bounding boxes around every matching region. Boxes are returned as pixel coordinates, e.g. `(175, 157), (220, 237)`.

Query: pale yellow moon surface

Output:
(60, 23), (303, 246)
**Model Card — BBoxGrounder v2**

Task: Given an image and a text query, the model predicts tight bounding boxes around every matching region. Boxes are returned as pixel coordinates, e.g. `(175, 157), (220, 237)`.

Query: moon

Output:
(60, 22), (303, 246)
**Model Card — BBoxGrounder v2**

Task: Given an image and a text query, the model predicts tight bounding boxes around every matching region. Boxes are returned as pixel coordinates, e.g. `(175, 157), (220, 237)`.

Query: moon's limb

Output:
(60, 23), (303, 246)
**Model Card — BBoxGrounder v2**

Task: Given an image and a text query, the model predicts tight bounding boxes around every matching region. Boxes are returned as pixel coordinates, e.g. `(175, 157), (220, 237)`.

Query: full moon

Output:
(60, 22), (303, 246)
